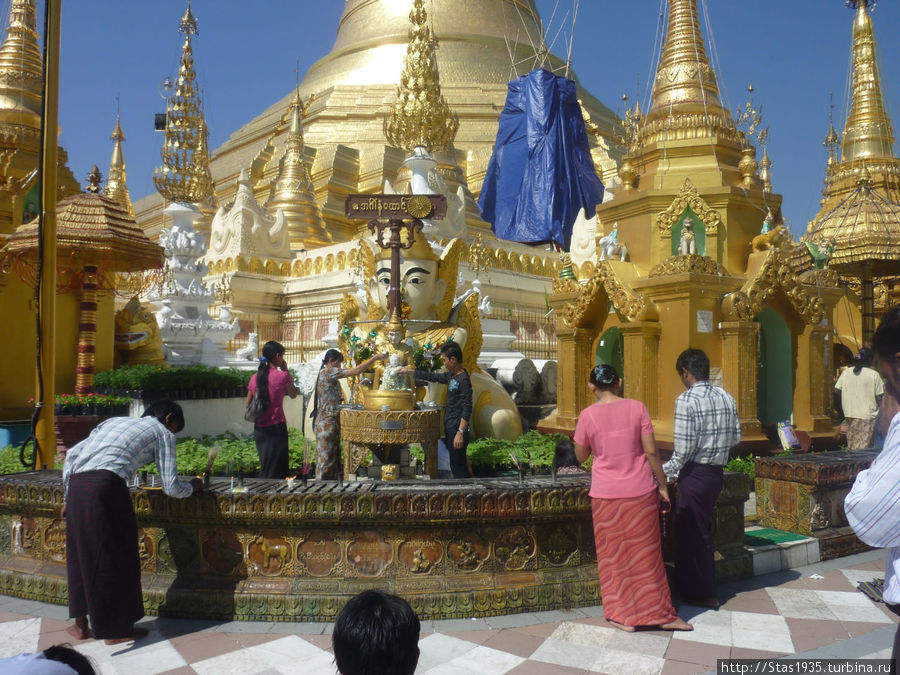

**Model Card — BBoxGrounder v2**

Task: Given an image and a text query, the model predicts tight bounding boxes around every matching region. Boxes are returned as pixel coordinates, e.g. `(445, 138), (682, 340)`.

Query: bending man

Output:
(62, 400), (202, 644)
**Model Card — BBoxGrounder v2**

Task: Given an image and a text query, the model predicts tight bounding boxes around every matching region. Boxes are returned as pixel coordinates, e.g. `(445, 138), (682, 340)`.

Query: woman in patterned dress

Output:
(313, 349), (386, 480)
(574, 364), (692, 633)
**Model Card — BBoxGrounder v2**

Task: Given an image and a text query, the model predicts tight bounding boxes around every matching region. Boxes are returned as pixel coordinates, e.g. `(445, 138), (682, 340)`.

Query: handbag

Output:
(244, 390), (265, 423)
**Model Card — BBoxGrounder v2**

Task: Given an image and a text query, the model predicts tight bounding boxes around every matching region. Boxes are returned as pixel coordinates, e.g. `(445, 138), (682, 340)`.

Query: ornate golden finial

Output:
(153, 2), (214, 204)
(383, 0), (459, 153)
(645, 0), (724, 125)
(840, 0), (894, 163)
(0, 0), (42, 119)
(266, 89), (330, 249)
(85, 166), (103, 194)
(734, 84), (768, 149)
(105, 110), (134, 216)
(759, 148), (773, 193)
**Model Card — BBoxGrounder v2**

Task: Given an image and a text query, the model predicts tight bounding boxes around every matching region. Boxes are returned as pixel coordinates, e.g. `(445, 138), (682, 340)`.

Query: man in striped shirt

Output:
(62, 400), (201, 645)
(663, 348), (741, 609)
(846, 306), (900, 662)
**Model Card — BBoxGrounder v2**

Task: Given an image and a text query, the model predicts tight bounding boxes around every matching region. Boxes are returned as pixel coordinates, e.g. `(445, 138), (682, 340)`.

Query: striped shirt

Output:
(62, 416), (193, 499)
(846, 412), (900, 603)
(663, 380), (741, 481)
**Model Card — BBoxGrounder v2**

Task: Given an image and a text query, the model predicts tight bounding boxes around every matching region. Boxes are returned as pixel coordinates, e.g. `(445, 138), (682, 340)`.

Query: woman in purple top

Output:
(574, 364), (691, 633)
(247, 341), (298, 478)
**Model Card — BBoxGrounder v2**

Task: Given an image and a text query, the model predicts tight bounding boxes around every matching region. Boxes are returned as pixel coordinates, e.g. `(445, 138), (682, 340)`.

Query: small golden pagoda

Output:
(105, 114), (133, 218)
(264, 92), (331, 250)
(543, 0), (843, 447)
(5, 167), (163, 394)
(0, 0), (78, 239)
(798, 0), (900, 348)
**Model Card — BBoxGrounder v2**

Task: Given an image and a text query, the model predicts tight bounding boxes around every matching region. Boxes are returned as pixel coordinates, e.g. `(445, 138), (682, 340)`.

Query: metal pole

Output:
(35, 0), (62, 470)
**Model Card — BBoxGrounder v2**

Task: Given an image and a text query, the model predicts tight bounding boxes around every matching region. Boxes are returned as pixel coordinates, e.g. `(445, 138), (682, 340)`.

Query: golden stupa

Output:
(543, 0), (844, 448)
(0, 0), (78, 240)
(135, 0), (622, 243)
(798, 0), (900, 347)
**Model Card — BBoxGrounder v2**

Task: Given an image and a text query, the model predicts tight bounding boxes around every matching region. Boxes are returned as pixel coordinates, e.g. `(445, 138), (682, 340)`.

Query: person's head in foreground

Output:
(873, 306), (900, 397)
(0, 644), (97, 674)
(333, 590), (420, 675)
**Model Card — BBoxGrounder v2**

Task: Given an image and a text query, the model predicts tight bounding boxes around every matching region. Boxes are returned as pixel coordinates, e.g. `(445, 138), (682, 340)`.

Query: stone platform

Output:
(0, 471), (749, 622)
(754, 451), (877, 560)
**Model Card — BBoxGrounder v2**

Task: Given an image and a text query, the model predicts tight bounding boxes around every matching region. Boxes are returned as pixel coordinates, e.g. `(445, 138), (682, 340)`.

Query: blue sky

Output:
(50, 0), (900, 238)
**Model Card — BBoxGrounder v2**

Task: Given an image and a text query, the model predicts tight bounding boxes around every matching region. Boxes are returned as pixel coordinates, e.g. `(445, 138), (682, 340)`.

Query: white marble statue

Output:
(598, 223), (627, 261)
(678, 218), (697, 256)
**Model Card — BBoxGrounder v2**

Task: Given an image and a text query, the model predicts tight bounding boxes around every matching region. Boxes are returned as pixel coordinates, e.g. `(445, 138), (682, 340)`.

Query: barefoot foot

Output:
(104, 627), (148, 645)
(66, 617), (91, 640)
(607, 619), (635, 633)
(661, 618), (693, 631)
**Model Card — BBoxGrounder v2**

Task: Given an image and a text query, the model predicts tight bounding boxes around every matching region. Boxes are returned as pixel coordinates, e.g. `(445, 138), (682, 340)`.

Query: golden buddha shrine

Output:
(0, 0), (898, 454)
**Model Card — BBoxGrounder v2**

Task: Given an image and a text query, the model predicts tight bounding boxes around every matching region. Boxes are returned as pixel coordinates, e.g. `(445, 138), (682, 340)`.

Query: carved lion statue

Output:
(751, 225), (789, 252)
(114, 297), (168, 367)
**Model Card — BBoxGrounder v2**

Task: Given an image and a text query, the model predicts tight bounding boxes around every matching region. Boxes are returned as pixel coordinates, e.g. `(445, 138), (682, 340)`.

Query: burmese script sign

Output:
(345, 194), (447, 220)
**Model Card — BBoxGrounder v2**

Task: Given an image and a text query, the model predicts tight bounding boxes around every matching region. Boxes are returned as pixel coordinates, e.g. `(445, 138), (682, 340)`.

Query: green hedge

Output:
(0, 430), (582, 477)
(93, 365), (253, 398)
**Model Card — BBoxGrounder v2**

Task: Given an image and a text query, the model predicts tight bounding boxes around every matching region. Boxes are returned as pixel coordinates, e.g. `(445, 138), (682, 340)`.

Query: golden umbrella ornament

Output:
(805, 169), (900, 345)
(4, 167), (164, 393)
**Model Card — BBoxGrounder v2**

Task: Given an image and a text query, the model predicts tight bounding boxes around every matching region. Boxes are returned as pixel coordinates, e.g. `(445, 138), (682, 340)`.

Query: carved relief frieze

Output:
(649, 254), (728, 277)
(721, 248), (825, 325)
(560, 260), (657, 327)
(655, 178), (723, 235)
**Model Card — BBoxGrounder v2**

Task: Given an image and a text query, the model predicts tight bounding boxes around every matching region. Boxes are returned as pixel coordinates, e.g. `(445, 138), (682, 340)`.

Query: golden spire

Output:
(105, 114), (133, 217)
(153, 1), (214, 204)
(759, 148), (773, 193)
(266, 91), (331, 249)
(0, 0), (42, 122)
(644, 0), (724, 125)
(384, 0), (459, 153)
(840, 0), (895, 163)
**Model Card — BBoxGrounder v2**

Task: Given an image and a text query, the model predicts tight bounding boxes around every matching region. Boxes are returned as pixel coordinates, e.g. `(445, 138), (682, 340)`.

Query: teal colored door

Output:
(755, 309), (793, 425)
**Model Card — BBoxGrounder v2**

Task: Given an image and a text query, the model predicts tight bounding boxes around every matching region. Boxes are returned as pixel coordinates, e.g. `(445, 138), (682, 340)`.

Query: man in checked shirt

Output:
(61, 400), (202, 644)
(663, 348), (741, 609)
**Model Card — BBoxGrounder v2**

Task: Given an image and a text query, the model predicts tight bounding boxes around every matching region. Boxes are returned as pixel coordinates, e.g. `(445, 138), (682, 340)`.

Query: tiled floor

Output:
(0, 550), (895, 675)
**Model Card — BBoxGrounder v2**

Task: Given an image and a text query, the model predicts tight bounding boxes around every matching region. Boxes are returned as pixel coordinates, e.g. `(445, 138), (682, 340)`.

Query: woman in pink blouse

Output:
(247, 341), (297, 478)
(574, 364), (692, 632)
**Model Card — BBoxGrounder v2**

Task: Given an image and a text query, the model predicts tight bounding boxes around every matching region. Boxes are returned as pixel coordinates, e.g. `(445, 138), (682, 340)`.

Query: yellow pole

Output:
(35, 0), (62, 470)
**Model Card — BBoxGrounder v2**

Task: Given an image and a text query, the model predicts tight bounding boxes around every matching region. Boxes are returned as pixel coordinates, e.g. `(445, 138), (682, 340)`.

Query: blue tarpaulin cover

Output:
(478, 68), (604, 249)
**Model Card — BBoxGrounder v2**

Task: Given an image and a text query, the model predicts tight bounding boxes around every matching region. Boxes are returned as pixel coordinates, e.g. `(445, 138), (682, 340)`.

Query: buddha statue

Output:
(339, 235), (522, 440)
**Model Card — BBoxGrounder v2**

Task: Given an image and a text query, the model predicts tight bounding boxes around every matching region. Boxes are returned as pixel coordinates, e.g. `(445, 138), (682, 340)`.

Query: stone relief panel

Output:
(247, 532), (292, 576)
(398, 530), (443, 575)
(297, 531), (341, 577)
(447, 532), (489, 572)
(494, 526), (536, 571)
(42, 519), (66, 563)
(201, 529), (244, 576)
(347, 531), (392, 577)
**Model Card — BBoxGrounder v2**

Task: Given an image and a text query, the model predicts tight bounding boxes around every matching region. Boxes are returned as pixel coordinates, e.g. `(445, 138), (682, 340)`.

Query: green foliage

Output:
(0, 445), (63, 475)
(94, 365), (252, 398)
(726, 454), (757, 480)
(467, 430), (573, 470)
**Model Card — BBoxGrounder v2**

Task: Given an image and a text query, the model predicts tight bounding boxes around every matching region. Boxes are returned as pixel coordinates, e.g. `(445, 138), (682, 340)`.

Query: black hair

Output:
(141, 400), (185, 433)
(332, 590), (420, 675)
(553, 439), (579, 470)
(872, 306), (900, 361)
(676, 348), (710, 381)
(255, 340), (286, 409)
(440, 341), (463, 364)
(589, 363), (619, 391)
(312, 349), (344, 421)
(852, 347), (873, 375)
(43, 644), (97, 675)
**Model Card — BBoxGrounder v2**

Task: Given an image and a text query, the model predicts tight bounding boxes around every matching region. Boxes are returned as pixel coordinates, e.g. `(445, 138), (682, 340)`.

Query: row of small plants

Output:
(93, 364), (253, 400)
(53, 393), (131, 416)
(725, 450), (795, 481)
(0, 430), (579, 477)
